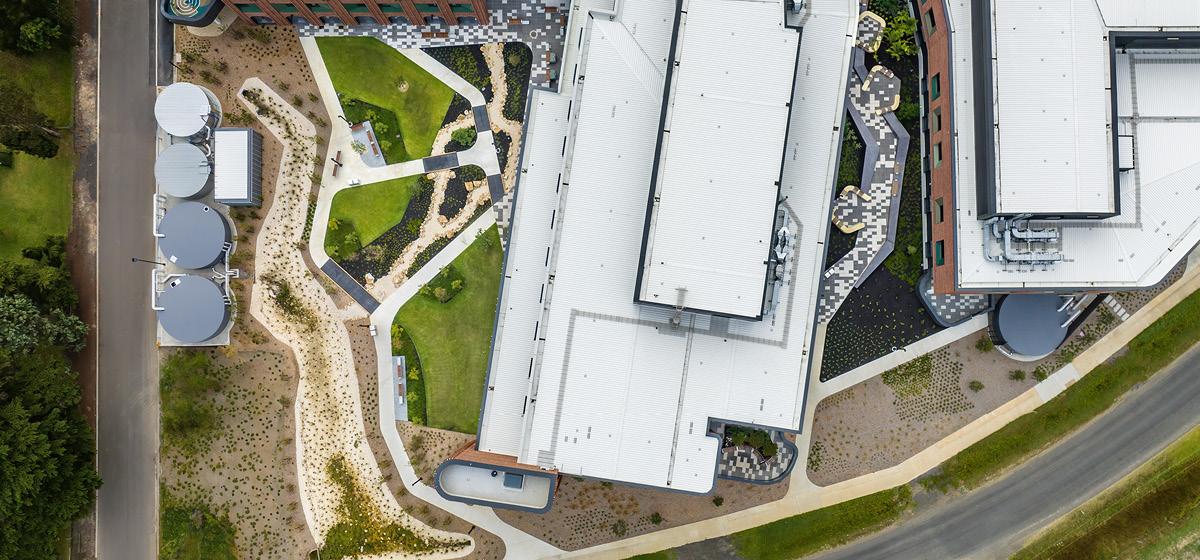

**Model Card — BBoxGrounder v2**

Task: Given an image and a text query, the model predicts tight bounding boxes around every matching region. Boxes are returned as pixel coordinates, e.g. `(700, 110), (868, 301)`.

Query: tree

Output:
(17, 18), (62, 53)
(0, 239), (99, 558)
(883, 12), (918, 60)
(0, 0), (72, 53)
(0, 82), (61, 159)
(451, 126), (477, 148)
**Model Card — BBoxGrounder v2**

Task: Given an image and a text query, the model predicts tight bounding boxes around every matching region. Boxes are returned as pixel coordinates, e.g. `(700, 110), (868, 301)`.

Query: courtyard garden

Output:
(392, 226), (503, 433)
(323, 175), (422, 261)
(316, 36), (455, 162)
(819, 0), (940, 381)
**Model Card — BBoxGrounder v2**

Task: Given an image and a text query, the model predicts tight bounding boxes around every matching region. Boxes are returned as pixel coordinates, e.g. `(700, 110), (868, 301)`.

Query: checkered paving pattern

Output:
(856, 11), (885, 53)
(717, 431), (796, 484)
(920, 275), (990, 327)
(493, 188), (516, 246)
(296, 0), (568, 87)
(818, 55), (910, 323)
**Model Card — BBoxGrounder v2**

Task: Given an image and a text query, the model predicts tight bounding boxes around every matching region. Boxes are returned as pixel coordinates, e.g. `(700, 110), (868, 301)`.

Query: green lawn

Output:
(0, 138), (75, 259)
(0, 48), (74, 126)
(394, 227), (502, 434)
(729, 486), (914, 560)
(316, 37), (455, 162)
(325, 175), (421, 259)
(923, 286), (1200, 493)
(1014, 425), (1200, 560)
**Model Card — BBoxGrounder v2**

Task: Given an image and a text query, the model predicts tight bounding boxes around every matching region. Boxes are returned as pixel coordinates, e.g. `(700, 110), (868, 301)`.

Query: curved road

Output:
(819, 343), (1200, 559)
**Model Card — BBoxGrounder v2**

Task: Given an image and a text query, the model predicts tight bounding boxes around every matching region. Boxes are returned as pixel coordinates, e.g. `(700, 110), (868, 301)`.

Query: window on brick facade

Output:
(933, 107), (942, 132)
(934, 197), (945, 223)
(935, 241), (945, 266)
(924, 10), (936, 35)
(930, 74), (941, 100)
(933, 142), (943, 168)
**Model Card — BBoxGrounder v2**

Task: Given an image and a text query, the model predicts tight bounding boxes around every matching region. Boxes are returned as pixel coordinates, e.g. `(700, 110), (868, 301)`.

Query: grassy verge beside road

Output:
(316, 37), (455, 162)
(0, 138), (74, 258)
(1014, 424), (1200, 559)
(730, 486), (914, 560)
(159, 488), (238, 560)
(393, 227), (502, 433)
(0, 48), (74, 125)
(923, 286), (1200, 492)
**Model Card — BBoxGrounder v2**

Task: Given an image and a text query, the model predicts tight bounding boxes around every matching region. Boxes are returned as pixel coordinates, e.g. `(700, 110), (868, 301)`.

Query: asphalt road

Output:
(819, 343), (1200, 560)
(95, 0), (161, 558)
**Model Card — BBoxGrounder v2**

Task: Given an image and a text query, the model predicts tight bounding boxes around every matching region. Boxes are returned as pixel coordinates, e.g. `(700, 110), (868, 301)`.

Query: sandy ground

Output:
(496, 476), (788, 551)
(808, 264), (1188, 486)
(480, 43), (523, 195)
(347, 319), (508, 559)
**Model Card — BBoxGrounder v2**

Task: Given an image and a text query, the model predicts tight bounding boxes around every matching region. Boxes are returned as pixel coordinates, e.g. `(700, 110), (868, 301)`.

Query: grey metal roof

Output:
(995, 294), (1070, 357)
(154, 82), (218, 137)
(157, 275), (229, 344)
(155, 143), (212, 199)
(158, 202), (229, 269)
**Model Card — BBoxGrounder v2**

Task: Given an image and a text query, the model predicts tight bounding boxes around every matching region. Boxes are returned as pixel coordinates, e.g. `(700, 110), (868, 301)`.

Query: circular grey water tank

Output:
(996, 294), (1070, 358)
(155, 82), (220, 137)
(155, 143), (213, 199)
(158, 202), (230, 269)
(157, 275), (229, 344)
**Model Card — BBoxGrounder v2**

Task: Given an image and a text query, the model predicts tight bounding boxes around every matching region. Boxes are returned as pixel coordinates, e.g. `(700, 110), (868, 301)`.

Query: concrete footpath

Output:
(569, 264), (1200, 559)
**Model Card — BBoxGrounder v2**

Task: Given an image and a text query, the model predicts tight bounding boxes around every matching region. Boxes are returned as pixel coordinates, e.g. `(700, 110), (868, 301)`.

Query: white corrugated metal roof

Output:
(1096, 0), (1200, 28)
(950, 0), (1200, 290)
(213, 129), (250, 202)
(991, 0), (1113, 215)
(477, 90), (572, 458)
(639, 0), (800, 318)
(469, 0), (853, 493)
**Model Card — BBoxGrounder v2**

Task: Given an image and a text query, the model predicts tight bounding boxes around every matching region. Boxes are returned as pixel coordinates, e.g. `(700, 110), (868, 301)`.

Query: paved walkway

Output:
(365, 210), (566, 558)
(918, 272), (990, 327)
(295, 0), (568, 87)
(817, 13), (911, 323)
(717, 431), (798, 485)
(559, 263), (1200, 559)
(300, 37), (504, 306)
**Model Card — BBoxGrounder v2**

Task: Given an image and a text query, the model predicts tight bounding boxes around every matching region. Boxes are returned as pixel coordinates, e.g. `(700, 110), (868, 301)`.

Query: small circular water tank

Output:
(995, 294), (1071, 358)
(155, 143), (213, 199)
(158, 275), (230, 344)
(155, 82), (221, 138)
(158, 202), (230, 269)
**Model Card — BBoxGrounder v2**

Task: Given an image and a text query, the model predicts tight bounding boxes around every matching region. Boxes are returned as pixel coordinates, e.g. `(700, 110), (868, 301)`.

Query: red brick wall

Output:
(917, 0), (957, 294)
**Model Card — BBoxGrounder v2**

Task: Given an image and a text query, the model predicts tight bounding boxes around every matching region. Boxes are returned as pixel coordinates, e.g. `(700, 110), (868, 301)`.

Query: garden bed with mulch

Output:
(339, 176), (434, 281)
(424, 45), (493, 103)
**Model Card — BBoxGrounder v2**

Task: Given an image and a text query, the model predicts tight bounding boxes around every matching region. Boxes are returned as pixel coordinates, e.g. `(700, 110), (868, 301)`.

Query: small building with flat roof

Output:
(213, 128), (264, 207)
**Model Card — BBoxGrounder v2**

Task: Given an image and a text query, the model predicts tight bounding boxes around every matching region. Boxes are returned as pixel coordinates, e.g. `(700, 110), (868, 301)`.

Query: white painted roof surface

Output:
(477, 90), (572, 458)
(155, 82), (217, 137)
(639, 0), (800, 318)
(471, 0), (853, 493)
(991, 0), (1113, 215)
(950, 0), (1200, 290)
(1095, 0), (1200, 28)
(213, 129), (250, 202)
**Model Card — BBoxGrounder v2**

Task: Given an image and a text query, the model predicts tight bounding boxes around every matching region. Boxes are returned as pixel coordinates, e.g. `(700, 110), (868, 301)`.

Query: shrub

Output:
(0, 150), (13, 168)
(650, 512), (663, 525)
(713, 496), (725, 507)
(975, 336), (995, 353)
(881, 354), (934, 397)
(611, 519), (627, 537)
(968, 380), (985, 392)
(451, 126), (477, 148)
(458, 164), (486, 183)
(1008, 369), (1026, 381)
(1033, 366), (1050, 382)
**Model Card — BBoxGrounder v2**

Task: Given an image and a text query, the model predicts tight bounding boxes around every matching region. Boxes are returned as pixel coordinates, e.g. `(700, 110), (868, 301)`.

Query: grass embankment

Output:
(729, 486), (914, 560)
(1015, 424), (1200, 560)
(316, 37), (455, 162)
(324, 175), (421, 259)
(393, 226), (502, 433)
(0, 48), (75, 259)
(321, 454), (469, 559)
(922, 287), (1200, 492)
(160, 488), (238, 560)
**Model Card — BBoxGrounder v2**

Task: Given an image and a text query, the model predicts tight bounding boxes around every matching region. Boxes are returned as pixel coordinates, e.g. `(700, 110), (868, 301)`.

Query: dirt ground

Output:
(347, 318), (506, 559)
(808, 265), (1187, 486)
(160, 343), (316, 559)
(158, 22), (340, 558)
(495, 474), (788, 551)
